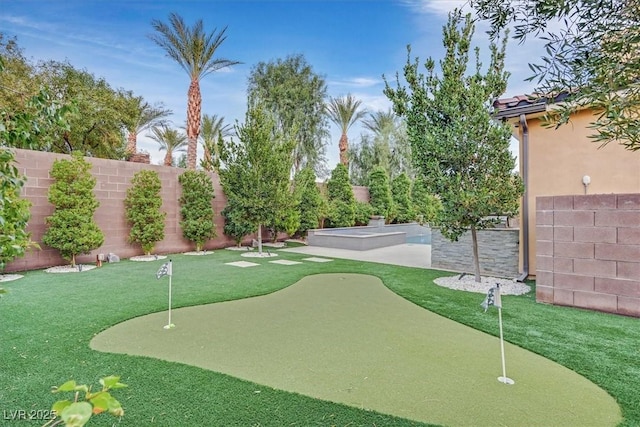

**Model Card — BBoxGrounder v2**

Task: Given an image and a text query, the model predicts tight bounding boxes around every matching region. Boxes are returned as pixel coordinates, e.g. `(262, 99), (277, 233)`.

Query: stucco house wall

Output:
(499, 105), (640, 277)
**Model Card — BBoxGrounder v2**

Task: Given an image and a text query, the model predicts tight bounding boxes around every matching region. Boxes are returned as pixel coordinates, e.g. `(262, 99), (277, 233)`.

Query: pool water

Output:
(406, 234), (431, 245)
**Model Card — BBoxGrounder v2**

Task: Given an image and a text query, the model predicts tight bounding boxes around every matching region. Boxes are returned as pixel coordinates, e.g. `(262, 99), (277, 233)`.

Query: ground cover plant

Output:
(1, 249), (638, 426)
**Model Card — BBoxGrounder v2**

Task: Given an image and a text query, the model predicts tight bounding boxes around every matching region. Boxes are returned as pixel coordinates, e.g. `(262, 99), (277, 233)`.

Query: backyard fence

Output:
(7, 148), (370, 272)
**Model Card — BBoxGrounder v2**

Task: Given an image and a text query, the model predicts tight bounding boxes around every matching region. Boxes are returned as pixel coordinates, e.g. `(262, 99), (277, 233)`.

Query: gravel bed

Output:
(45, 265), (97, 273)
(0, 274), (24, 282)
(129, 255), (167, 262)
(183, 251), (214, 256)
(434, 274), (531, 295)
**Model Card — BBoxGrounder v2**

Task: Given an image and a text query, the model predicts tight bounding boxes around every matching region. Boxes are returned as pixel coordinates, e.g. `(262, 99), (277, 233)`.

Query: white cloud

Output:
(401, 0), (471, 16)
(328, 76), (382, 89)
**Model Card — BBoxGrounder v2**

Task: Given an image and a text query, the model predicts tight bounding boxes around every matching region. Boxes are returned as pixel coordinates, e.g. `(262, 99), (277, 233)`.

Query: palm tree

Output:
(126, 98), (172, 155)
(326, 94), (367, 167)
(200, 113), (232, 172)
(149, 13), (240, 170)
(148, 124), (187, 166)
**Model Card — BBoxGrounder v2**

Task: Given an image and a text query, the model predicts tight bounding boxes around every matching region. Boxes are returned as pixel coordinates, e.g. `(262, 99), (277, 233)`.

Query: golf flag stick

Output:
(481, 283), (514, 384)
(156, 260), (175, 329)
(497, 296), (514, 384)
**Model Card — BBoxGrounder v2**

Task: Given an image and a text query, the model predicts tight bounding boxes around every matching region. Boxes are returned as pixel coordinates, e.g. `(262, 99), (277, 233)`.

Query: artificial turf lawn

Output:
(92, 273), (620, 426)
(1, 248), (638, 426)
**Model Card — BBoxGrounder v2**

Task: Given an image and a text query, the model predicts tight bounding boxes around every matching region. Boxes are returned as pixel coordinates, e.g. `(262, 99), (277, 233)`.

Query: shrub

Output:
(326, 164), (355, 227)
(178, 170), (216, 251)
(0, 148), (35, 271)
(411, 176), (441, 225)
(391, 173), (415, 224)
(42, 152), (103, 266)
(368, 166), (394, 221)
(124, 170), (165, 255)
(222, 198), (257, 246)
(293, 167), (322, 235)
(354, 201), (374, 226)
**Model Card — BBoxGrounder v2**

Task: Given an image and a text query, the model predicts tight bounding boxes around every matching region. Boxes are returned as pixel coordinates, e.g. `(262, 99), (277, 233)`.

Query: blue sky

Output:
(0, 0), (543, 167)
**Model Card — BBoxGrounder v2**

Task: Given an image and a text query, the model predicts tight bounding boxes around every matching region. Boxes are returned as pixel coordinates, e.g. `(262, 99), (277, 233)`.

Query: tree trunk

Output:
(338, 133), (349, 166)
(126, 131), (137, 156)
(257, 223), (263, 255)
(164, 150), (173, 166)
(202, 145), (212, 171)
(186, 79), (202, 170)
(471, 225), (481, 283)
(71, 254), (76, 268)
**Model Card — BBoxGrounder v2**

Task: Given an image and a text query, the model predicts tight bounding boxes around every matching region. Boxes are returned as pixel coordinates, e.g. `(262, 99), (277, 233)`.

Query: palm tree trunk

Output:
(164, 151), (172, 166)
(126, 131), (137, 155)
(203, 146), (212, 171)
(187, 79), (202, 170)
(339, 133), (349, 166)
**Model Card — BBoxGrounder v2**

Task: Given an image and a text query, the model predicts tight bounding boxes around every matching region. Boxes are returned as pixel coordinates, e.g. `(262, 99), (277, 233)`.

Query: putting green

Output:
(91, 274), (621, 426)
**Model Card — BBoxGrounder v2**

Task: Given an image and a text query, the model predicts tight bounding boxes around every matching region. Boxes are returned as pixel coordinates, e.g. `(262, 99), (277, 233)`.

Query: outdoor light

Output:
(582, 175), (591, 194)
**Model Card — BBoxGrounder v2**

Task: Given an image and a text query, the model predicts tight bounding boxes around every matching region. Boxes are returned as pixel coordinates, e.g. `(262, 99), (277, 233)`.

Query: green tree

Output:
(326, 94), (367, 167)
(472, 0), (640, 151)
(221, 197), (257, 246)
(362, 110), (412, 179)
(391, 173), (415, 224)
(199, 113), (232, 172)
(354, 201), (374, 226)
(124, 170), (166, 255)
(293, 166), (322, 236)
(0, 34), (39, 113)
(384, 11), (524, 282)
(178, 170), (216, 252)
(0, 148), (35, 271)
(368, 166), (394, 221)
(219, 104), (295, 254)
(325, 163), (355, 227)
(36, 60), (134, 159)
(150, 13), (240, 169)
(125, 98), (172, 155)
(248, 54), (329, 175)
(42, 152), (104, 267)
(411, 176), (441, 225)
(148, 124), (187, 166)
(348, 135), (376, 186)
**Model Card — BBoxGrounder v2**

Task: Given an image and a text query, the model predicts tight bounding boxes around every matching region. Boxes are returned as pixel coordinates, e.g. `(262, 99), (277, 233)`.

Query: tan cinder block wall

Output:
(7, 149), (372, 272)
(7, 149), (240, 272)
(536, 194), (640, 317)
(519, 109), (640, 276)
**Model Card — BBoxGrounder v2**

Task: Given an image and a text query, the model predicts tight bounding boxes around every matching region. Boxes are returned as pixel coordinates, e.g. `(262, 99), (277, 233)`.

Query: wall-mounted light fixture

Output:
(582, 175), (591, 195)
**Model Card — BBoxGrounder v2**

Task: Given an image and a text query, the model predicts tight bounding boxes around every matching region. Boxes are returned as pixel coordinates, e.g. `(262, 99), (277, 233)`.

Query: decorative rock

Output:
(107, 253), (120, 263)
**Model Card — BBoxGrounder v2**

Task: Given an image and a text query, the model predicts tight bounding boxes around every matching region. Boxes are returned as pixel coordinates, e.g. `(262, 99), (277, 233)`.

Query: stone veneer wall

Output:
(6, 149), (370, 272)
(431, 228), (519, 278)
(536, 194), (640, 317)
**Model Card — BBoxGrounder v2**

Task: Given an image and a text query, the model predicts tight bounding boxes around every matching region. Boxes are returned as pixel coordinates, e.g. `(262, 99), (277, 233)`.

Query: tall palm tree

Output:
(149, 13), (240, 170)
(200, 113), (232, 172)
(326, 94), (367, 167)
(126, 98), (172, 155)
(148, 124), (187, 166)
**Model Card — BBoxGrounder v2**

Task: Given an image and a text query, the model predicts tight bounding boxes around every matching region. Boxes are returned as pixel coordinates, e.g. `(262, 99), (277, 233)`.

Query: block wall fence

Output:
(536, 194), (640, 317)
(6, 149), (369, 272)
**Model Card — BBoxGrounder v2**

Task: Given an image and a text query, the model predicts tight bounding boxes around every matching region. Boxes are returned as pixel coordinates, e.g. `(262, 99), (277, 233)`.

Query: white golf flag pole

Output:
(495, 284), (514, 385)
(156, 260), (175, 330)
(481, 283), (514, 385)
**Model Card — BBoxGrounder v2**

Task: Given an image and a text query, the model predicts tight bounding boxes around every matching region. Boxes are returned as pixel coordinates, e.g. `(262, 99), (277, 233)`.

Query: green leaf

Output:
(60, 401), (92, 427)
(54, 380), (77, 392)
(100, 375), (127, 389)
(51, 399), (72, 414)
